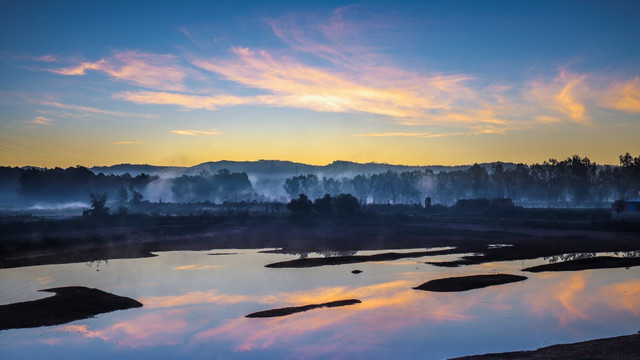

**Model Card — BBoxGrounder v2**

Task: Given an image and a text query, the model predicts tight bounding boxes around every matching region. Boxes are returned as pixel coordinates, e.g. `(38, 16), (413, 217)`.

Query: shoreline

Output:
(451, 333), (640, 360)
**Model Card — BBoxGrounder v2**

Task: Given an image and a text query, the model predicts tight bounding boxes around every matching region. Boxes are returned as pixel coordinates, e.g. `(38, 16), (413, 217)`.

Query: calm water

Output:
(1, 248), (639, 359)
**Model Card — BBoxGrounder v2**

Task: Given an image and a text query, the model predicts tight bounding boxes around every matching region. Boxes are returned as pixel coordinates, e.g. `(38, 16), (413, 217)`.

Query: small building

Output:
(612, 198), (640, 219)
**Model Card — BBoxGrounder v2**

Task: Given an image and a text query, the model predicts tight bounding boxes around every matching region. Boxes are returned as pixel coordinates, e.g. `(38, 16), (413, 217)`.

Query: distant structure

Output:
(491, 198), (514, 209)
(611, 198), (640, 219)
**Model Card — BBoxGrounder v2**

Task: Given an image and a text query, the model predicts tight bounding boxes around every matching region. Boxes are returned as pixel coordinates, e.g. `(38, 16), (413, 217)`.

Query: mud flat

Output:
(523, 256), (640, 272)
(246, 299), (361, 318)
(265, 249), (459, 268)
(413, 274), (527, 292)
(450, 333), (640, 360)
(0, 286), (142, 330)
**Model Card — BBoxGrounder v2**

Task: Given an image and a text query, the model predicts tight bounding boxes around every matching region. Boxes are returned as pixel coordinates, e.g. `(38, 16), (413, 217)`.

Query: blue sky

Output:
(1, 0), (639, 167)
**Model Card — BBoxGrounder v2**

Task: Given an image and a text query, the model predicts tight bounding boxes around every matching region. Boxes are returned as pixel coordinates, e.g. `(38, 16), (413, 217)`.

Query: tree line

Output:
(283, 154), (640, 205)
(1, 166), (253, 204)
(1, 153), (638, 207)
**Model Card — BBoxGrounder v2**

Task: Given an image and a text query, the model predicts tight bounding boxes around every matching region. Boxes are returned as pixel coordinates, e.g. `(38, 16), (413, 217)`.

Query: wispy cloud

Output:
(32, 116), (53, 125)
(41, 9), (637, 136)
(170, 129), (221, 136)
(527, 71), (590, 124)
(601, 77), (640, 114)
(42, 100), (157, 119)
(113, 141), (141, 145)
(351, 131), (464, 138)
(50, 50), (189, 91)
(191, 47), (476, 121)
(115, 91), (251, 110)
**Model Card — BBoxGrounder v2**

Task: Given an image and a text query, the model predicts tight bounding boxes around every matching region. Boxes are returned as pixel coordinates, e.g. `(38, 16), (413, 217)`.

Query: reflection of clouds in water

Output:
(37, 276), (54, 285)
(139, 290), (251, 308)
(55, 310), (192, 348)
(524, 272), (640, 328)
(525, 273), (589, 326)
(5, 249), (639, 358)
(172, 264), (220, 271)
(603, 279), (640, 316)
(194, 279), (482, 353)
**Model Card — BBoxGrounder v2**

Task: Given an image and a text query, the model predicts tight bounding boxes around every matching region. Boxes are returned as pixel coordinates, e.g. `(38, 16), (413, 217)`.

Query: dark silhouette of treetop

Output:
(287, 194), (313, 217)
(313, 194), (333, 214)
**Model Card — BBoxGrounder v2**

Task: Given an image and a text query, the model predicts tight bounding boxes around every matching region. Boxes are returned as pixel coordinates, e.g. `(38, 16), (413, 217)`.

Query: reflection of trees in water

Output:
(296, 250), (358, 259)
(545, 253), (596, 263)
(545, 250), (640, 263)
(85, 259), (109, 271)
(615, 250), (640, 258)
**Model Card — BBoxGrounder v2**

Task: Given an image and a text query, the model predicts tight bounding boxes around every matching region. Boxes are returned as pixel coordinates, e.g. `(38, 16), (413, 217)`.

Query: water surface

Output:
(1, 249), (639, 359)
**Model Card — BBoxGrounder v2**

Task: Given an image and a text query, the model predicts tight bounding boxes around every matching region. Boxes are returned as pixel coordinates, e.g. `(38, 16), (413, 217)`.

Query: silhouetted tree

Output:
(333, 193), (360, 215)
(287, 194), (313, 217)
(85, 192), (109, 217)
(313, 194), (333, 214)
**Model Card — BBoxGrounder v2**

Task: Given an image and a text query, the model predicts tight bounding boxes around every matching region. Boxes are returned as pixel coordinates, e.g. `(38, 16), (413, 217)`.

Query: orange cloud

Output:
(191, 47), (475, 121)
(527, 71), (590, 124)
(51, 51), (189, 91)
(556, 74), (588, 122)
(602, 77), (640, 114)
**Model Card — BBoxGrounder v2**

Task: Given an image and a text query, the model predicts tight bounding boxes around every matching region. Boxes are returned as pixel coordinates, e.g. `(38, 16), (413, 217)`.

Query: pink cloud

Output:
(50, 51), (189, 91)
(191, 47), (475, 121)
(170, 129), (221, 136)
(32, 116), (53, 125)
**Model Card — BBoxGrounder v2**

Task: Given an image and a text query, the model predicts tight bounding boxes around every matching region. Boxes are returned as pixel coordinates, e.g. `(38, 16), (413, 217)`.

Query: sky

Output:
(1, 0), (639, 167)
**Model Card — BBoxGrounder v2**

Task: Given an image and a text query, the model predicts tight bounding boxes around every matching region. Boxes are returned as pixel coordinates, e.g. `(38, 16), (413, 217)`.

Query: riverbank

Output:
(451, 333), (640, 360)
(1, 210), (639, 269)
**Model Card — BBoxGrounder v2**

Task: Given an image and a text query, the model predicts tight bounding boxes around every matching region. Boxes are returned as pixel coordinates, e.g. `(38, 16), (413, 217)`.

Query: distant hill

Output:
(91, 160), (518, 178)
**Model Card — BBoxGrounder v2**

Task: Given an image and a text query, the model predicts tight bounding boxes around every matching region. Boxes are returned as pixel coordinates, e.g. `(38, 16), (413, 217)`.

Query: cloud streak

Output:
(170, 129), (221, 136)
(113, 141), (141, 145)
(43, 9), (639, 137)
(32, 116), (53, 125)
(51, 50), (190, 91)
(191, 47), (477, 121)
(42, 100), (157, 119)
(527, 71), (590, 124)
(602, 77), (640, 114)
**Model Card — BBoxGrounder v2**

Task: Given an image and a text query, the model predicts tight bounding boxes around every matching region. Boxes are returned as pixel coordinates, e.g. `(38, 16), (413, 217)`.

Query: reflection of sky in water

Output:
(1, 249), (639, 359)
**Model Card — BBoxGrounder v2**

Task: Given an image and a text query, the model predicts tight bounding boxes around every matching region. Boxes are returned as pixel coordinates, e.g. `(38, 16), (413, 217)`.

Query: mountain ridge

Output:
(91, 160), (518, 178)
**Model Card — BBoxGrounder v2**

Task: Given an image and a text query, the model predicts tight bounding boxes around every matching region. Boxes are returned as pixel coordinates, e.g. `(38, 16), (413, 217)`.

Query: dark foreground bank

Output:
(451, 332), (640, 360)
(2, 210), (639, 270)
(0, 286), (142, 330)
